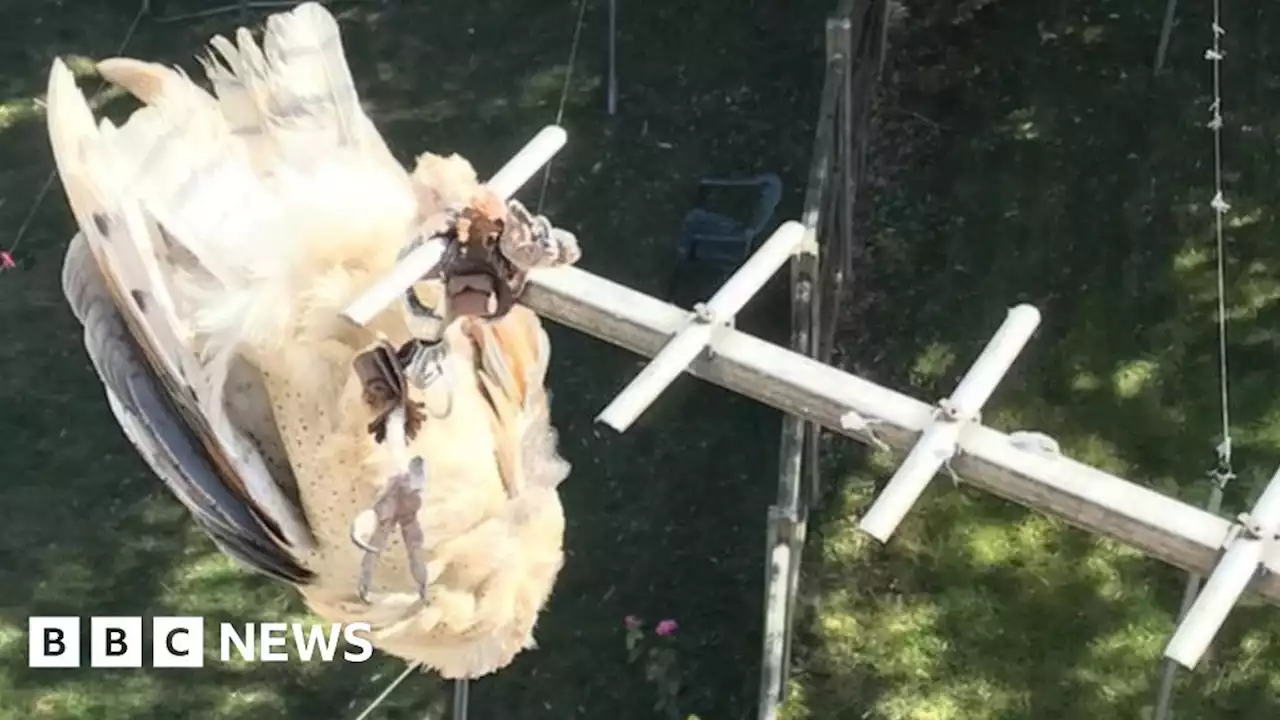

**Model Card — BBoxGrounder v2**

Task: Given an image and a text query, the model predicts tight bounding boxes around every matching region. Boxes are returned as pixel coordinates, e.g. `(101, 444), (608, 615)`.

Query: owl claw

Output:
(351, 456), (430, 604)
(350, 509), (381, 553)
(501, 199), (580, 271)
(550, 227), (581, 266)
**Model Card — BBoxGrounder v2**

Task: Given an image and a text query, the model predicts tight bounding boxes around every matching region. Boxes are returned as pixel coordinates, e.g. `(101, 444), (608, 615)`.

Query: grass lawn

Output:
(787, 1), (1280, 718)
(1, 0), (1279, 719)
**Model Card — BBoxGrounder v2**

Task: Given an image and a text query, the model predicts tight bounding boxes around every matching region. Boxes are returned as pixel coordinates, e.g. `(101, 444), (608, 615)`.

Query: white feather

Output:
(47, 58), (315, 555)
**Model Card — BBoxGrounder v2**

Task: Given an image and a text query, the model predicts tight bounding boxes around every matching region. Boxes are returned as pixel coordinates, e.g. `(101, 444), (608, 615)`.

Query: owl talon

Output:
(349, 457), (430, 603)
(408, 544), (429, 602)
(501, 199), (579, 270)
(551, 228), (581, 266)
(350, 508), (382, 553)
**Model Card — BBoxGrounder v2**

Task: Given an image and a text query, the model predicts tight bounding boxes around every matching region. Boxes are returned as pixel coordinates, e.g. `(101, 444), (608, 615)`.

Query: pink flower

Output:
(655, 619), (678, 636)
(0, 251), (14, 270)
(624, 615), (642, 630)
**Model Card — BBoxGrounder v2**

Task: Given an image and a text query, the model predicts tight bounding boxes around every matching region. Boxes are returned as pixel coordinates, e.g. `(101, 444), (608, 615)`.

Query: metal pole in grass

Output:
(1153, 0), (1179, 74)
(1155, 482), (1224, 720)
(452, 678), (470, 719)
(607, 0), (618, 115)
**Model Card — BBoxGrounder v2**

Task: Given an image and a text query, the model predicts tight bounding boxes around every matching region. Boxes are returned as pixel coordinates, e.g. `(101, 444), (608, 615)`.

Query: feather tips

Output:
(64, 233), (312, 583)
(48, 58), (316, 561)
(466, 308), (569, 498)
(196, 2), (401, 176)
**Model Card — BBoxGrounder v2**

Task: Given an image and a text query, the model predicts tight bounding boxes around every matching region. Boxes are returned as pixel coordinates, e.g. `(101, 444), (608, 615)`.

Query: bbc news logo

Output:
(28, 616), (373, 668)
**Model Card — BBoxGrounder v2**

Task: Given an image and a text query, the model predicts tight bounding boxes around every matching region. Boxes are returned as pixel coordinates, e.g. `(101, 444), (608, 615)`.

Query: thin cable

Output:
(535, 0), (589, 213)
(6, 0), (148, 259)
(1206, 2), (1234, 483)
(1154, 9), (1232, 719)
(350, 663), (421, 720)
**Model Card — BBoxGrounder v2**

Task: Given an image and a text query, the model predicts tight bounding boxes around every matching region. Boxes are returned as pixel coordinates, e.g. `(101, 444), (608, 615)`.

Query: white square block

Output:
(28, 616), (80, 668)
(89, 616), (143, 668)
(152, 617), (205, 668)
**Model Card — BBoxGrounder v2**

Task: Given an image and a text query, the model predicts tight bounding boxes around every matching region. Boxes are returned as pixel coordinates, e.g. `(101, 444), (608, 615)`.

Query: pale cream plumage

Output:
(50, 2), (575, 679)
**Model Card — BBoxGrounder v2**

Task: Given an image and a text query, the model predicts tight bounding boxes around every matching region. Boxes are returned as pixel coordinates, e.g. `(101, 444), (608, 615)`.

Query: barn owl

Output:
(49, 1), (580, 679)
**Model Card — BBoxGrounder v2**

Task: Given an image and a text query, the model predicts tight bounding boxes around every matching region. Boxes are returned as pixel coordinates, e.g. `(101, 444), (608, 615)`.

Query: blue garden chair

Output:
(667, 173), (782, 299)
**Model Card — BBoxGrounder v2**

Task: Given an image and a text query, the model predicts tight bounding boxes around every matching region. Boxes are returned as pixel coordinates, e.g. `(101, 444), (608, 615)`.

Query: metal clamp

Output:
(596, 222), (805, 432)
(858, 305), (1042, 543)
(1166, 465), (1280, 669)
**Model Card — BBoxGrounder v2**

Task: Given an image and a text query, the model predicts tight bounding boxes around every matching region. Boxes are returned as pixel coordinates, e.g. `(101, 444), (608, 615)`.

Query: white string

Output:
(535, 0), (590, 214)
(5, 1), (148, 260)
(349, 663), (420, 720)
(1206, 1), (1234, 487)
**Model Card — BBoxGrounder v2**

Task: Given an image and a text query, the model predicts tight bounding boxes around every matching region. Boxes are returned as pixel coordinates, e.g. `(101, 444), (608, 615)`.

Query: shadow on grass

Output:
(792, 1), (1280, 719)
(0, 0), (841, 718)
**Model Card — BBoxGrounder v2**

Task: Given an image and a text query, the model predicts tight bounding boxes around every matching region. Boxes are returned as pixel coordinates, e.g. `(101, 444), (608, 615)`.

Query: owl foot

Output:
(351, 456), (431, 604)
(502, 199), (581, 270)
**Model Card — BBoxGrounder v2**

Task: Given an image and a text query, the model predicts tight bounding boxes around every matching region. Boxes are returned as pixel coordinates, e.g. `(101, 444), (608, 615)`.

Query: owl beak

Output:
(446, 273), (499, 317)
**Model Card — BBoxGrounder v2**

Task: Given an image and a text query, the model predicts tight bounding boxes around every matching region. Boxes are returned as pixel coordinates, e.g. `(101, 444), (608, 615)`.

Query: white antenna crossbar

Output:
(514, 260), (1280, 609)
(859, 304), (1041, 542)
(340, 125), (568, 328)
(1165, 470), (1280, 668)
(596, 221), (806, 432)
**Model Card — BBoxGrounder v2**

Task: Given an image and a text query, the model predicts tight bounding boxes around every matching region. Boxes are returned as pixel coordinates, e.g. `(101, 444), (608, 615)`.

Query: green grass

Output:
(3, 0), (1280, 718)
(785, 1), (1280, 719)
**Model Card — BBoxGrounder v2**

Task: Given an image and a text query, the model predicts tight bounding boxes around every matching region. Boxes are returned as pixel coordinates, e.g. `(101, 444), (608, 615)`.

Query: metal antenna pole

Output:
(452, 679), (470, 719)
(1154, 483), (1224, 720)
(1153, 0), (1179, 74)
(607, 0), (618, 115)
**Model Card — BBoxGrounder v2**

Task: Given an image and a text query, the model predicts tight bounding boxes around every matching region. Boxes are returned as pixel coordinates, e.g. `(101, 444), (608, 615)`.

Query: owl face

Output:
(397, 195), (579, 340)
(397, 202), (510, 337)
